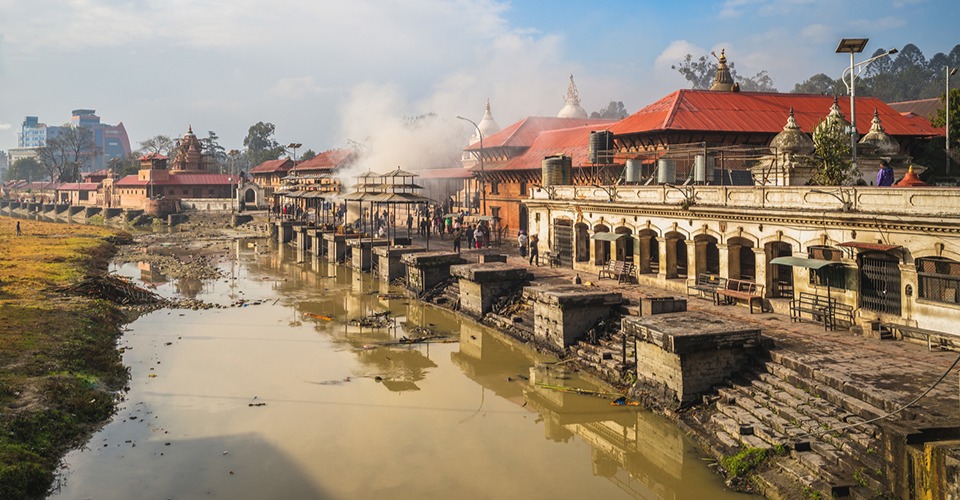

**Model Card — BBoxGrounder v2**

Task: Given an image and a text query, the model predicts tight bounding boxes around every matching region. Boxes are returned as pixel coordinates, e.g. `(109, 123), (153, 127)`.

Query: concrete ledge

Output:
(524, 284), (623, 308)
(450, 262), (530, 283)
(623, 312), (761, 354)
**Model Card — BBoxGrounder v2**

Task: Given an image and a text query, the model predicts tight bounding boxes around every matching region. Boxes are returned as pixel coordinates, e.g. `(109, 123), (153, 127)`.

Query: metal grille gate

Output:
(859, 253), (901, 315)
(553, 219), (573, 268)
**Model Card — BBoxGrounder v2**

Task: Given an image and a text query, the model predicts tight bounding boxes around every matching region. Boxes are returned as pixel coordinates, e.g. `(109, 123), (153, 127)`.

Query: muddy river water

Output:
(49, 238), (748, 499)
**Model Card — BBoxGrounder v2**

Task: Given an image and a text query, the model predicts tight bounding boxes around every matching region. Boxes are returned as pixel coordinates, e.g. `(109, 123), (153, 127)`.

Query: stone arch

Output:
(760, 233), (802, 251)
(614, 225), (634, 263)
(692, 233), (720, 276)
(664, 230), (689, 278)
(765, 240), (796, 298)
(727, 236), (756, 280)
(574, 222), (590, 262)
(636, 228), (659, 274)
(593, 223), (611, 265)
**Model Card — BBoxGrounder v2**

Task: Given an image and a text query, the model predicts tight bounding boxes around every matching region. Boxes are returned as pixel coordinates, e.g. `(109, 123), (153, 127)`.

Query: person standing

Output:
(473, 225), (484, 249)
(452, 227), (462, 254)
(529, 234), (539, 266)
(16, 221), (21, 236)
(876, 160), (895, 186)
(518, 230), (528, 257)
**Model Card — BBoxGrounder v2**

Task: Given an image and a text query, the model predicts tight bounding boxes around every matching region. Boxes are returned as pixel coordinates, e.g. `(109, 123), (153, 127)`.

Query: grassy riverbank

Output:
(0, 218), (127, 498)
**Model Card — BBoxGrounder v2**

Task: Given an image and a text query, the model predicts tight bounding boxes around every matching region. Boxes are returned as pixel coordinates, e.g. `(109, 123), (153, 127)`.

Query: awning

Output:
(769, 256), (842, 269)
(837, 242), (901, 252)
(591, 232), (628, 242)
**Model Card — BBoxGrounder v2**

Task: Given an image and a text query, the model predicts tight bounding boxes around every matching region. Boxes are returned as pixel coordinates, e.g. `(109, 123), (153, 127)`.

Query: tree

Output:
(5, 157), (43, 182)
(36, 126), (99, 182)
(590, 101), (629, 119)
(243, 122), (284, 168)
(672, 54), (719, 89)
(299, 149), (317, 161)
(139, 135), (174, 155)
(792, 73), (844, 95)
(932, 88), (960, 150)
(201, 131), (227, 166)
(738, 71), (777, 92)
(108, 154), (140, 178)
(811, 120), (855, 186)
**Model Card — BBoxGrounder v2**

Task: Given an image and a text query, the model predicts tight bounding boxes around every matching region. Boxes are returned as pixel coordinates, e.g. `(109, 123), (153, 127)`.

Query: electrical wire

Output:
(793, 352), (960, 441)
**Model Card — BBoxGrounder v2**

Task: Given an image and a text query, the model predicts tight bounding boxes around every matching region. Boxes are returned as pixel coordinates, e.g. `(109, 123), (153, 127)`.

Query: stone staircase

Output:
(698, 351), (895, 498)
(574, 330), (635, 384)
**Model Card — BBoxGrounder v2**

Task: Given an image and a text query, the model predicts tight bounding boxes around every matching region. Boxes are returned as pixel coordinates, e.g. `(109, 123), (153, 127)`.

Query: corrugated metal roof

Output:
(466, 116), (614, 150)
(888, 98), (941, 122)
(57, 183), (100, 191)
(490, 125), (599, 172)
(116, 174), (233, 186)
(294, 149), (355, 172)
(250, 159), (294, 174)
(609, 89), (941, 138)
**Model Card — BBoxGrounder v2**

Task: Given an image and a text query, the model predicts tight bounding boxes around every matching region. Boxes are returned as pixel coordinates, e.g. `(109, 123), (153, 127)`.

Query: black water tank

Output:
(589, 130), (613, 165)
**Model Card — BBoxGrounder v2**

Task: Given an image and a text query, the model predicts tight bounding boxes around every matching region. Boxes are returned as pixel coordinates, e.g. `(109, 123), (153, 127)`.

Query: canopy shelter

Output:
(591, 232), (628, 242)
(769, 256), (844, 305)
(346, 169), (431, 247)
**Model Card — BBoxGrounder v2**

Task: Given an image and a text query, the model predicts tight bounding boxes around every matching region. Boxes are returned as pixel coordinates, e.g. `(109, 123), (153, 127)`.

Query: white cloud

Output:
(0, 122), (11, 130)
(655, 40), (707, 71)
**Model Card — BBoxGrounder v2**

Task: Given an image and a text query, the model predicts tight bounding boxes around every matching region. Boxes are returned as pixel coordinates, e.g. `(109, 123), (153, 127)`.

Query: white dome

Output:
(557, 74), (588, 119)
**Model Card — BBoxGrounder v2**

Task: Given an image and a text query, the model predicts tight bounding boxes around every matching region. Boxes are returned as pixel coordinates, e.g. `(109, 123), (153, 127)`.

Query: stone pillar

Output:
(526, 285), (623, 350)
(451, 263), (530, 318)
(717, 243), (730, 279)
(401, 251), (465, 295)
(690, 239), (704, 277)
(623, 312), (761, 403)
(659, 237), (677, 279)
(753, 247), (770, 297)
(728, 243), (742, 279)
(349, 238), (389, 272)
(638, 235), (653, 274)
(373, 246), (426, 282)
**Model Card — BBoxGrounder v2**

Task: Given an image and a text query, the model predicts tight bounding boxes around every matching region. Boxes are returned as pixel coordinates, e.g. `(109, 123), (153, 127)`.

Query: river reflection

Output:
(49, 238), (748, 499)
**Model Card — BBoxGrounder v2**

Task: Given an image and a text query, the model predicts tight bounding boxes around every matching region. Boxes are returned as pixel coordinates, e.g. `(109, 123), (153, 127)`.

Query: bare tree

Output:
(139, 135), (175, 155)
(36, 126), (99, 182)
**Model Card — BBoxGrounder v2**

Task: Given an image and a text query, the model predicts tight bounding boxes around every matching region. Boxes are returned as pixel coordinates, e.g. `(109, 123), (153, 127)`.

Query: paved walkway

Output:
(421, 234), (960, 429)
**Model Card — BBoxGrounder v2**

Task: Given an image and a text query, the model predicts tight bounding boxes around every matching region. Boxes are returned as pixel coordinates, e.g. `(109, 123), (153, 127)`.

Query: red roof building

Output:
(292, 149), (355, 174)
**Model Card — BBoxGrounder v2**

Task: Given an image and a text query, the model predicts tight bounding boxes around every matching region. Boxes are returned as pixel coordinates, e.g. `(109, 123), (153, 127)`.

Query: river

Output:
(49, 238), (748, 499)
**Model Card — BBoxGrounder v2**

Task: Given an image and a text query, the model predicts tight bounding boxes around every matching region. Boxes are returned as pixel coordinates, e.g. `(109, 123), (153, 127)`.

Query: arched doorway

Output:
(593, 224), (610, 265)
(614, 226), (633, 263)
(766, 241), (794, 298)
(553, 217), (574, 268)
(637, 229), (658, 274)
(727, 237), (755, 280)
(575, 223), (590, 262)
(519, 204), (529, 233)
(692, 234), (720, 276)
(664, 231), (687, 278)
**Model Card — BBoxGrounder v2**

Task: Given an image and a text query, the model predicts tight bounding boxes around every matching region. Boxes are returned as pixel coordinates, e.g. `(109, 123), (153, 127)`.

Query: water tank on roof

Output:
(624, 159), (642, 183)
(542, 155), (572, 186)
(693, 154), (714, 184)
(656, 159), (676, 184)
(589, 131), (613, 165)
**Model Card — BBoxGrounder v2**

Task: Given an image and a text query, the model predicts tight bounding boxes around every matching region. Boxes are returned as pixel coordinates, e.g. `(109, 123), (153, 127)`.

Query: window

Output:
(490, 180), (499, 195)
(807, 245), (849, 289)
(917, 257), (960, 305)
(519, 181), (527, 196)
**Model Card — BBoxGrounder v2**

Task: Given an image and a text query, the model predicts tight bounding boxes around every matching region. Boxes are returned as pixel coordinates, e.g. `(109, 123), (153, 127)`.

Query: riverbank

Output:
(0, 218), (127, 498)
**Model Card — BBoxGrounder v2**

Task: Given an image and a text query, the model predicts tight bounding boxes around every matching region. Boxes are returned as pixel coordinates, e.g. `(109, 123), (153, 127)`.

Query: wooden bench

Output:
(878, 323), (957, 351)
(714, 279), (765, 313)
(789, 292), (853, 331)
(687, 273), (726, 300)
(598, 260), (635, 283)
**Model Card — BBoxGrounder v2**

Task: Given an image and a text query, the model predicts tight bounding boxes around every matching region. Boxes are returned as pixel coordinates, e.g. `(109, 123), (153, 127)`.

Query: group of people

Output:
(449, 219), (493, 253)
(517, 230), (539, 266)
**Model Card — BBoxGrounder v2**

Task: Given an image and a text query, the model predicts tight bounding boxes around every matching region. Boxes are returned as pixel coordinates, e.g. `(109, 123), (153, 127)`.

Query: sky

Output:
(0, 0), (958, 165)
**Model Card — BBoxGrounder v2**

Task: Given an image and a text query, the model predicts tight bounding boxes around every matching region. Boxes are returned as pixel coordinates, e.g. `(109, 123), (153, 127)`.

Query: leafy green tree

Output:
(108, 154), (140, 178)
(5, 157), (43, 181)
(811, 120), (855, 186)
(590, 101), (629, 119)
(738, 71), (777, 92)
(201, 131), (227, 165)
(792, 73), (844, 95)
(932, 88), (960, 150)
(299, 149), (317, 161)
(139, 135), (174, 155)
(243, 122), (284, 168)
(37, 126), (99, 182)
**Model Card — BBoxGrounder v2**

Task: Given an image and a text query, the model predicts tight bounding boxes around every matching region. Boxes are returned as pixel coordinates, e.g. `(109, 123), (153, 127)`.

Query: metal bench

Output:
(878, 323), (957, 351)
(789, 292), (853, 331)
(687, 273), (726, 300)
(714, 278), (765, 313)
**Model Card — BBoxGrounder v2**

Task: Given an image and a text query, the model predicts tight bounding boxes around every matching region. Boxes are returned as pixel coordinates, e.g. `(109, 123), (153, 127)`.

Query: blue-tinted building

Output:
(19, 110), (131, 171)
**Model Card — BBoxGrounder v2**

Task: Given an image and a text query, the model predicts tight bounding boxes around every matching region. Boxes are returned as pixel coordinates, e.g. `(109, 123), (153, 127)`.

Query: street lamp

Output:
(228, 149), (239, 213)
(286, 142), (302, 173)
(947, 67), (958, 174)
(456, 115), (486, 215)
(837, 38), (898, 174)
